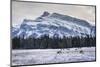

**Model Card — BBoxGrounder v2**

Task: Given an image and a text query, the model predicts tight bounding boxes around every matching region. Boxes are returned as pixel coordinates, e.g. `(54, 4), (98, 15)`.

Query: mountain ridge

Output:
(12, 11), (96, 39)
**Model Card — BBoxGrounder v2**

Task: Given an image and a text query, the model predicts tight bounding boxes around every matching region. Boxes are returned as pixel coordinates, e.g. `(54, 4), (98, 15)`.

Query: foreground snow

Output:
(12, 47), (95, 66)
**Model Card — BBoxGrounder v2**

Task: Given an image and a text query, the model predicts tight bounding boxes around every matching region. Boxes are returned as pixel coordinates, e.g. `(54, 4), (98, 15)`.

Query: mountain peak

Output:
(12, 12), (95, 38)
(41, 11), (50, 17)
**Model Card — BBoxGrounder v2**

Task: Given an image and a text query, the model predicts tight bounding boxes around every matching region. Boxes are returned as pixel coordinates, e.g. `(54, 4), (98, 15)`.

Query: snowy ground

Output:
(12, 47), (96, 66)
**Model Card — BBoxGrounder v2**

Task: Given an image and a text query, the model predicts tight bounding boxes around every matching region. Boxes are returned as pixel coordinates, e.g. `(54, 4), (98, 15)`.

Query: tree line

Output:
(12, 35), (96, 49)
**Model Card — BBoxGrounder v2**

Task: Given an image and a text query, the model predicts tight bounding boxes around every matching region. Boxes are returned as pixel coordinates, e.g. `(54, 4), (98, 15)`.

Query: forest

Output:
(12, 34), (96, 49)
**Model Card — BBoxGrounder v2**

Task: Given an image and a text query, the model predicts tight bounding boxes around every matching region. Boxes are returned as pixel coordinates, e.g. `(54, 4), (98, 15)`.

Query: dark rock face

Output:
(41, 11), (50, 17)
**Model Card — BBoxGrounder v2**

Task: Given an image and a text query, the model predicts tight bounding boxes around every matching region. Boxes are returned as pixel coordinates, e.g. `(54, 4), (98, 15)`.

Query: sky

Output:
(12, 1), (96, 26)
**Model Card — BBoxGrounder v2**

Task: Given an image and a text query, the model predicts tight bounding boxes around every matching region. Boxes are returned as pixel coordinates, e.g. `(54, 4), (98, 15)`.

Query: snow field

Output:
(12, 47), (95, 66)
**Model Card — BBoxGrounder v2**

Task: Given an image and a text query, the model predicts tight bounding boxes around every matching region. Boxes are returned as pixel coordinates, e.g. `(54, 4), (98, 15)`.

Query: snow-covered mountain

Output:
(12, 11), (96, 38)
